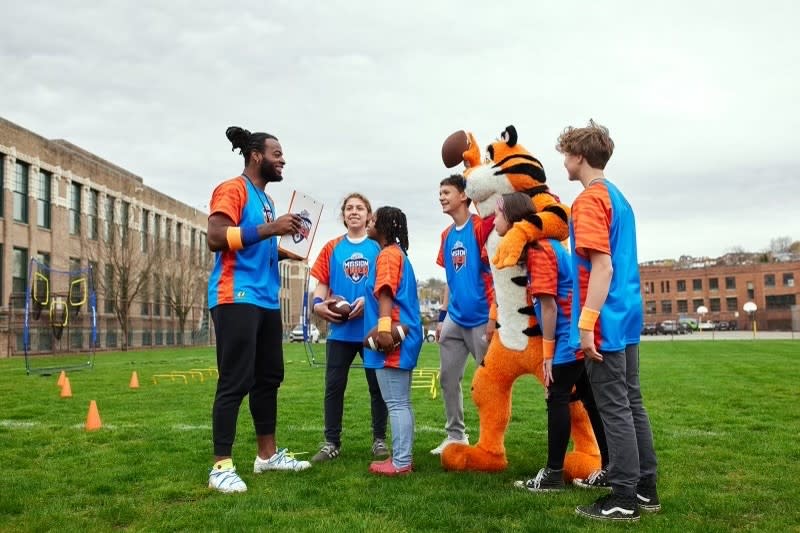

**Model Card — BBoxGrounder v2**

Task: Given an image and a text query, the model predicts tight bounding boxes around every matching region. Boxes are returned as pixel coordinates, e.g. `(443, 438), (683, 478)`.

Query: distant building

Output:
(640, 257), (800, 330)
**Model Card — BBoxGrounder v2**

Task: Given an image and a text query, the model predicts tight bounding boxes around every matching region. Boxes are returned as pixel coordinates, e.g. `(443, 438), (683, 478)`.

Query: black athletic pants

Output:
(211, 304), (284, 457)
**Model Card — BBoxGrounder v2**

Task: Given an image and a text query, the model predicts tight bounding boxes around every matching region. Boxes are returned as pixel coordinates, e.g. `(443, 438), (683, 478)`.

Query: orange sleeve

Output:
(528, 242), (558, 297)
(310, 237), (341, 284)
(436, 227), (448, 268)
(374, 247), (404, 299)
(572, 189), (611, 258)
(209, 178), (246, 225)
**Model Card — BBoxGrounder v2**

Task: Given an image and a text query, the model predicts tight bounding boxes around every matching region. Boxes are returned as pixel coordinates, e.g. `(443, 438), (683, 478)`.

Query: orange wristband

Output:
(578, 307), (600, 331)
(226, 227), (244, 251)
(542, 338), (555, 360)
(489, 303), (498, 321)
(377, 316), (392, 333)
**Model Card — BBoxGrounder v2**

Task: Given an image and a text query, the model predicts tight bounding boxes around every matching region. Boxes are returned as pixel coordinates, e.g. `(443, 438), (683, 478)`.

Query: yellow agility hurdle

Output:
(412, 368), (440, 399)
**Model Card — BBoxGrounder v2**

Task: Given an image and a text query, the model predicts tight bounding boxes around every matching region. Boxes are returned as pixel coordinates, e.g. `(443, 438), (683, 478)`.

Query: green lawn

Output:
(1, 341), (798, 532)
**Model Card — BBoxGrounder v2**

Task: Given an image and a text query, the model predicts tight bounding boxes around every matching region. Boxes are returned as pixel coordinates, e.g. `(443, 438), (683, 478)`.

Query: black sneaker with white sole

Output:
(311, 442), (341, 462)
(576, 493), (640, 522)
(572, 468), (611, 490)
(636, 485), (661, 512)
(513, 467), (565, 492)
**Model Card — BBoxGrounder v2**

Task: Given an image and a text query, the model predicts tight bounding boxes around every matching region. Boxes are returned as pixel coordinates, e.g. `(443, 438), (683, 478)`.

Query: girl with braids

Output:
(206, 126), (310, 494)
(363, 206), (422, 476)
(493, 192), (607, 494)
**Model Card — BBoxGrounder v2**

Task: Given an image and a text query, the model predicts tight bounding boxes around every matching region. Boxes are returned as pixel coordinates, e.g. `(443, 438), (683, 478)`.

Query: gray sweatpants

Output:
(585, 344), (658, 496)
(438, 316), (488, 440)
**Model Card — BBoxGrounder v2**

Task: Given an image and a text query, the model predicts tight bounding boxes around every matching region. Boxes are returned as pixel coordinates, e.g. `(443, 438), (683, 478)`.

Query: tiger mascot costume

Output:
(440, 125), (600, 481)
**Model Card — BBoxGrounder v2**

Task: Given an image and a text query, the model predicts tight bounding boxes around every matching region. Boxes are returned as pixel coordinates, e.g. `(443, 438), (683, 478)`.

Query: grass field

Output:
(1, 340), (799, 532)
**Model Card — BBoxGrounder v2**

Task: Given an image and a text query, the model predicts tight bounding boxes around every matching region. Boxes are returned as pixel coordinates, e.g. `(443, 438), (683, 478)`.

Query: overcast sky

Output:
(3, 0), (799, 281)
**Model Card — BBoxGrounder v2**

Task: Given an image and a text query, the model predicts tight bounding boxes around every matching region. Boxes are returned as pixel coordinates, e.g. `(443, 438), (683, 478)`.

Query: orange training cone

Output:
(85, 400), (102, 431)
(129, 371), (140, 389)
(57, 370), (66, 388)
(60, 377), (73, 398)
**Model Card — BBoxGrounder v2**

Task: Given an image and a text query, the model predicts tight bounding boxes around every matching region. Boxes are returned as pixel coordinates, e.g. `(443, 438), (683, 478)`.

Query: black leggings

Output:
(211, 304), (284, 457)
(546, 359), (609, 470)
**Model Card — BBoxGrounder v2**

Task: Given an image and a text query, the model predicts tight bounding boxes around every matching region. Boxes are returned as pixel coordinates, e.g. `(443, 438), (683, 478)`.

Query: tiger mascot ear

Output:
(500, 125), (517, 147)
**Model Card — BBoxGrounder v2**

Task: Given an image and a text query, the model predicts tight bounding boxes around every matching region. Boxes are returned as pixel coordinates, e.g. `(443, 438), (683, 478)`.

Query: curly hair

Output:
(373, 206), (409, 253)
(555, 119), (614, 170)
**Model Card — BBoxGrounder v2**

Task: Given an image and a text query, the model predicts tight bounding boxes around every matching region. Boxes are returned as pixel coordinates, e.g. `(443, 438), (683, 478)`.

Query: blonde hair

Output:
(555, 119), (614, 170)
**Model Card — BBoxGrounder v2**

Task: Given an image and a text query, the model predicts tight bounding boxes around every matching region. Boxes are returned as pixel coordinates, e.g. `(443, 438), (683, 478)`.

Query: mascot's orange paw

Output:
(441, 443), (508, 472)
(563, 450), (601, 483)
(492, 226), (527, 269)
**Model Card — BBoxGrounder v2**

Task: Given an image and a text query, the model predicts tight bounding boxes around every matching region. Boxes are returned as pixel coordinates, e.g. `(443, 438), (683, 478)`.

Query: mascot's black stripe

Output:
(521, 213), (544, 230)
(523, 325), (543, 337)
(542, 204), (569, 223)
(495, 163), (547, 183)
(517, 305), (536, 316)
(511, 275), (527, 287)
(492, 153), (543, 168)
(520, 185), (550, 197)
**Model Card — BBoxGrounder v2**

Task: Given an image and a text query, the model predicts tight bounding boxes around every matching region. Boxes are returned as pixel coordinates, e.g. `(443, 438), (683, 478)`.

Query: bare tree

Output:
(769, 236), (793, 254)
(164, 248), (209, 346)
(84, 209), (161, 351)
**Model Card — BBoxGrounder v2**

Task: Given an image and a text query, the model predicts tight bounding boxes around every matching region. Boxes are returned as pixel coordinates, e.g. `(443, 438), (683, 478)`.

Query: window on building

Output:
(784, 273), (795, 287)
(676, 279), (686, 292)
(13, 161), (29, 223)
(764, 274), (776, 287)
(69, 182), (81, 235)
(88, 189), (99, 240)
(120, 201), (130, 243)
(661, 300), (672, 314)
(164, 276), (172, 317)
(153, 275), (161, 316)
(645, 300), (656, 315)
(191, 228), (197, 264)
(747, 281), (754, 300)
(154, 214), (161, 252)
(692, 279), (702, 291)
(726, 297), (738, 312)
(200, 232), (208, 264)
(176, 222), (183, 258)
(725, 277), (736, 290)
(104, 195), (115, 242)
(165, 219), (172, 254)
(141, 277), (149, 315)
(677, 299), (688, 313)
(692, 298), (704, 312)
(36, 252), (51, 266)
(12, 247), (29, 308)
(660, 281), (670, 293)
(710, 298), (721, 312)
(104, 264), (115, 313)
(709, 278), (719, 291)
(766, 294), (797, 310)
(0, 154), (4, 217)
(141, 209), (150, 253)
(37, 170), (51, 229)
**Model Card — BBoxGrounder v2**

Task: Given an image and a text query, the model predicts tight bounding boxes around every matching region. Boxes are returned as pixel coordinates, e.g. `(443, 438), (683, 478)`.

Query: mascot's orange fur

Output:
(440, 125), (600, 481)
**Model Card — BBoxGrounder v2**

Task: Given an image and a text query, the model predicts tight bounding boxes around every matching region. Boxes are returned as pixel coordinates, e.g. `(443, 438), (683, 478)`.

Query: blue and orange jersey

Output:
(527, 239), (580, 365)
(207, 176), (280, 310)
(568, 179), (642, 352)
(364, 245), (422, 370)
(436, 214), (494, 328)
(310, 234), (381, 343)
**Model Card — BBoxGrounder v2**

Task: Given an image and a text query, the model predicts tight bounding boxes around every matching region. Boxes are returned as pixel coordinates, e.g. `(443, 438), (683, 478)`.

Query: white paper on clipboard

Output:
(278, 191), (324, 260)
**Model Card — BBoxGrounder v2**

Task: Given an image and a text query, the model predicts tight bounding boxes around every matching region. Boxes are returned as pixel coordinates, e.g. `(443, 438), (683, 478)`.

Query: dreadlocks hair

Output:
(226, 126), (278, 165)
(374, 206), (409, 254)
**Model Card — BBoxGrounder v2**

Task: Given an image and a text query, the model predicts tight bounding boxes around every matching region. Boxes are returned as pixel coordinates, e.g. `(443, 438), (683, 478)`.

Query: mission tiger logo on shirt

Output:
(343, 252), (370, 283)
(451, 240), (467, 272)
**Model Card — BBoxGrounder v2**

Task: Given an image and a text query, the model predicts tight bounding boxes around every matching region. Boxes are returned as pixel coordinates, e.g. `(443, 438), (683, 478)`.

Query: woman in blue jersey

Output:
(205, 126), (311, 494)
(309, 193), (389, 462)
(363, 206), (422, 476)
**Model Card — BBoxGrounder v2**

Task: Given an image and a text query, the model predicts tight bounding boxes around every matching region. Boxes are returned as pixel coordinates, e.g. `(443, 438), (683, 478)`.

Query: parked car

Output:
(698, 321), (715, 331)
(678, 318), (698, 331)
(641, 322), (658, 335)
(715, 321), (730, 331)
(659, 320), (684, 335)
(289, 324), (320, 343)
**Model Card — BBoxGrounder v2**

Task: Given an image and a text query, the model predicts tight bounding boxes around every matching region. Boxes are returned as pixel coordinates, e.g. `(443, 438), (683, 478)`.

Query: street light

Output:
(743, 301), (757, 339)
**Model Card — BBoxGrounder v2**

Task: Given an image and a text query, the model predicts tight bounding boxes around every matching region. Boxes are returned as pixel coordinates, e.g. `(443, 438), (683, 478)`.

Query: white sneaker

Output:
(208, 465), (247, 493)
(429, 434), (469, 455)
(254, 448), (312, 473)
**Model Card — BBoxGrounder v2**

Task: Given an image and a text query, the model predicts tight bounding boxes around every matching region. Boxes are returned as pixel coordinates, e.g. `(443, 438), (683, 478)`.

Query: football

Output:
(363, 322), (410, 351)
(441, 129), (469, 168)
(327, 296), (352, 321)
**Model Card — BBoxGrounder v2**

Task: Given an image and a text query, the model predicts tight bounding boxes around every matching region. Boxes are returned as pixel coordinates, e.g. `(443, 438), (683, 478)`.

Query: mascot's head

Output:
(464, 125), (548, 217)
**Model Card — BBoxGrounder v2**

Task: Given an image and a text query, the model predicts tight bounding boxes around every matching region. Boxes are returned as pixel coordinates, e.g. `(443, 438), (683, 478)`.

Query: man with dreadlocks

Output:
(205, 126), (311, 494)
(363, 206), (423, 476)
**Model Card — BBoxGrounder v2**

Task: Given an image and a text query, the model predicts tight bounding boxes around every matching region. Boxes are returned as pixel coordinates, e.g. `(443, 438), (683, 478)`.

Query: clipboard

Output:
(278, 191), (324, 260)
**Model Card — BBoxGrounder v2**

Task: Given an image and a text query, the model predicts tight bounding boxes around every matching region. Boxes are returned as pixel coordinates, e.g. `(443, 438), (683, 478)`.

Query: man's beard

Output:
(260, 160), (283, 182)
